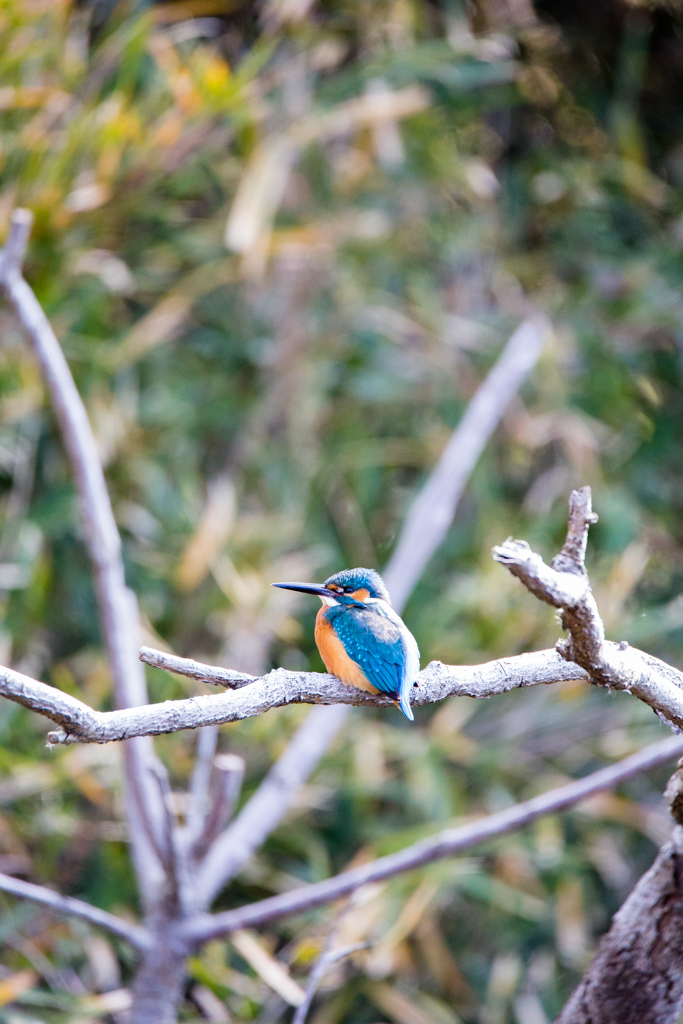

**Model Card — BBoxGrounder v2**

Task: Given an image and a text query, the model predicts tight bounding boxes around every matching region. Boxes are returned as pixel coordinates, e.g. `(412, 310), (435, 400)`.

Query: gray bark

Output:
(0, 649), (590, 745)
(128, 938), (188, 1024)
(556, 826), (683, 1024)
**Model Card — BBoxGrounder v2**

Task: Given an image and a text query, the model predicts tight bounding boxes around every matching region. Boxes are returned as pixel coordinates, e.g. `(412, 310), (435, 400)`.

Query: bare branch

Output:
(292, 896), (371, 1024)
(492, 537), (589, 609)
(198, 316), (550, 907)
(182, 734), (683, 944)
(493, 487), (683, 731)
(0, 210), (165, 901)
(148, 760), (191, 914)
(0, 664), (103, 737)
(551, 485), (599, 576)
(293, 935), (368, 1024)
(0, 872), (151, 949)
(194, 702), (351, 908)
(190, 753), (245, 864)
(0, 650), (587, 745)
(139, 647), (255, 689)
(385, 315), (551, 609)
(0, 207), (33, 274)
(557, 823), (683, 1024)
(185, 727), (219, 842)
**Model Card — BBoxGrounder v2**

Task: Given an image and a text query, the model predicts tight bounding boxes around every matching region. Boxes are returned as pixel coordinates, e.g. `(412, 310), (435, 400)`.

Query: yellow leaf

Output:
(0, 970), (37, 1007)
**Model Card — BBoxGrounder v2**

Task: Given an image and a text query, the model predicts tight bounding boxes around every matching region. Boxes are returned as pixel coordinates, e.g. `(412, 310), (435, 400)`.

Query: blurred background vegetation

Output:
(1, 0), (683, 1020)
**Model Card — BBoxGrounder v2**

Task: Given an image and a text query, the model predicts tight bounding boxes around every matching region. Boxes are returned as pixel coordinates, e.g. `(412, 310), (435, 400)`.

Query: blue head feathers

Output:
(324, 568), (390, 603)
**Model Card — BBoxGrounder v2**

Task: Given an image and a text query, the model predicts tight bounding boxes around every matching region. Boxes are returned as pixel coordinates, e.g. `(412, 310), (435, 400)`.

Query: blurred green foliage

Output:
(0, 0), (683, 1020)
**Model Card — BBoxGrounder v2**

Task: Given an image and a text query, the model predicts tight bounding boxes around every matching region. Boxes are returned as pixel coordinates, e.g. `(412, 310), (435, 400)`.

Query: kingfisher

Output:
(272, 568), (420, 721)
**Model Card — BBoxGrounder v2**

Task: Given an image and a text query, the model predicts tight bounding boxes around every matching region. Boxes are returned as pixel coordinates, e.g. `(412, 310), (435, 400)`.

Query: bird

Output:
(272, 567), (420, 721)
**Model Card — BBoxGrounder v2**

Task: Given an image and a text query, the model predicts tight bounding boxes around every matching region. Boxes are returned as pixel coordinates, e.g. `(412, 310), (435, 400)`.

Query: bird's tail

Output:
(394, 690), (414, 722)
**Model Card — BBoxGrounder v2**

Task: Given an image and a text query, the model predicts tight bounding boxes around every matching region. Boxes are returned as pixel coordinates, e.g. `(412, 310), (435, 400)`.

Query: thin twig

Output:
(190, 753), (245, 864)
(139, 647), (255, 689)
(0, 208), (32, 271)
(0, 210), (165, 903)
(0, 873), (151, 949)
(551, 485), (599, 576)
(292, 898), (370, 1024)
(185, 726), (219, 842)
(181, 733), (683, 944)
(148, 760), (190, 913)
(292, 940), (369, 1024)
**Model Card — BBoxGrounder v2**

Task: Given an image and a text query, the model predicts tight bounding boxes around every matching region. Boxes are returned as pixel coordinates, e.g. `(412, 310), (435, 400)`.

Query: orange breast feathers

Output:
(315, 608), (379, 695)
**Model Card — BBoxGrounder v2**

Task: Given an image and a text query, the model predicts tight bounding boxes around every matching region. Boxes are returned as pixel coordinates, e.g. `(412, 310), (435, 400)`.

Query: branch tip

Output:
(46, 728), (68, 748)
(3, 207), (34, 272)
(551, 485), (598, 575)
(139, 645), (255, 689)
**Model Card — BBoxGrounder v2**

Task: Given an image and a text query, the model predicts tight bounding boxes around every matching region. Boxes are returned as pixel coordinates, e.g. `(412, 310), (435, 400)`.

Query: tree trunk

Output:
(129, 938), (188, 1024)
(556, 825), (683, 1024)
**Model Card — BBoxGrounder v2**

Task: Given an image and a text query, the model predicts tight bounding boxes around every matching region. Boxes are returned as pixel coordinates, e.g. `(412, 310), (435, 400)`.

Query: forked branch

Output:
(494, 487), (683, 730)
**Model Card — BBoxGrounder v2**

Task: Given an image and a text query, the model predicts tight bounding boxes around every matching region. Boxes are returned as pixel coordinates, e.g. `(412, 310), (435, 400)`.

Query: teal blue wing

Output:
(330, 607), (406, 699)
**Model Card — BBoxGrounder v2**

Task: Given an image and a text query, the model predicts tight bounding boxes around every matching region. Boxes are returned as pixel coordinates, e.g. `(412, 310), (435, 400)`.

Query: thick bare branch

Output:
(493, 487), (683, 731)
(0, 650), (587, 745)
(0, 872), (151, 949)
(129, 944), (188, 1024)
(182, 734), (683, 944)
(0, 664), (103, 736)
(556, 824), (683, 1024)
(0, 210), (165, 902)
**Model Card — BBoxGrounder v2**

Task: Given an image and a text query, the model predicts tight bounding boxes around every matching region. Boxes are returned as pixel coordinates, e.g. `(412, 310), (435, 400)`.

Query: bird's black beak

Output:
(272, 582), (337, 599)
